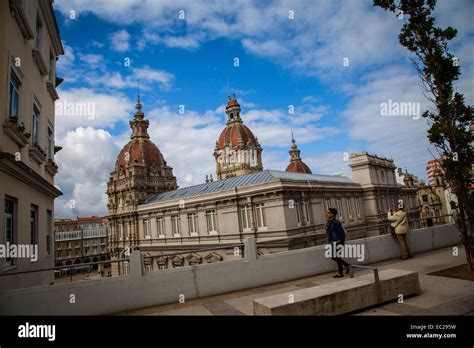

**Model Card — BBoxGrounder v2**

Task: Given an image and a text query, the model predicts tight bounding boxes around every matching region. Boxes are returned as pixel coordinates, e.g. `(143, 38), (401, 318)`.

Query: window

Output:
(324, 199), (330, 212)
(422, 195), (428, 203)
(143, 219), (151, 239)
(9, 69), (21, 119)
(35, 13), (42, 49)
(336, 199), (343, 220)
(355, 197), (362, 217)
(156, 217), (165, 237)
(46, 210), (52, 256)
(240, 206), (251, 230)
(30, 205), (38, 247)
(171, 215), (180, 236)
(32, 103), (40, 145)
(124, 222), (128, 240)
(187, 213), (199, 235)
(295, 202), (302, 224)
(206, 210), (218, 234)
(47, 126), (53, 160)
(380, 196), (385, 213)
(48, 50), (55, 83)
(4, 197), (15, 266)
(346, 199), (353, 219)
(118, 223), (123, 241)
(302, 201), (310, 223)
(56, 251), (62, 259)
(255, 204), (266, 229)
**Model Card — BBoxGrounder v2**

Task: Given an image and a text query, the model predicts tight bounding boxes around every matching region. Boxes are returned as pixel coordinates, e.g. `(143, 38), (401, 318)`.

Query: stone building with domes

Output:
(106, 96), (420, 273)
(213, 95), (263, 179)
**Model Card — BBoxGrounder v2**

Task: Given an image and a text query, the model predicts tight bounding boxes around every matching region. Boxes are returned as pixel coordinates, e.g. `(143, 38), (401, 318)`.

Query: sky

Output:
(52, 0), (474, 218)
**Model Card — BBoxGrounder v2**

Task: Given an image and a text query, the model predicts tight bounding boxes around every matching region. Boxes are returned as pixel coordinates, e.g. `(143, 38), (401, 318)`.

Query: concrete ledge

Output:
(253, 269), (420, 315)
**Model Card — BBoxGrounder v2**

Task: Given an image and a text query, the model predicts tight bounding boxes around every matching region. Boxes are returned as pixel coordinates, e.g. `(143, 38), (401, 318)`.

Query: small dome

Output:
(286, 161), (312, 174)
(285, 133), (312, 174)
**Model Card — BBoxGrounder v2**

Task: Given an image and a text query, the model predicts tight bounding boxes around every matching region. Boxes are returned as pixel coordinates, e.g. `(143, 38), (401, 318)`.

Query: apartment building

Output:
(0, 0), (63, 292)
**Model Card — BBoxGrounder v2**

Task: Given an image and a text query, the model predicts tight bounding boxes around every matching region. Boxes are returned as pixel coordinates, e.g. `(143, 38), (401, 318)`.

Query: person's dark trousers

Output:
(330, 241), (350, 275)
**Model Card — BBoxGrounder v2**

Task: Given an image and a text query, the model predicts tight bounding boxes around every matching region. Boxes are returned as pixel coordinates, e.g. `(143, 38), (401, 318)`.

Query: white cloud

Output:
(55, 88), (134, 136)
(109, 29), (131, 52)
(54, 127), (122, 218)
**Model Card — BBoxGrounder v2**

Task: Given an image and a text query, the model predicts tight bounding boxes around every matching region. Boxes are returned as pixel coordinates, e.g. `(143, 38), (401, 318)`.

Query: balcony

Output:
(3, 118), (30, 147)
(28, 144), (47, 164)
(46, 81), (59, 101)
(45, 159), (58, 175)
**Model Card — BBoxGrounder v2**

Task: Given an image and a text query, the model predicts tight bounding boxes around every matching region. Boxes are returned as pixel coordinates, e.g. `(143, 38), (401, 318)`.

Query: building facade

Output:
(106, 96), (420, 272)
(0, 0), (63, 292)
(54, 216), (110, 270)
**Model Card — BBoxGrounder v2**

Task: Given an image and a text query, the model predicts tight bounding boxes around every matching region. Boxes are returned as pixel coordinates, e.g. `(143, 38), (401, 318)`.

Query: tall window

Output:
(48, 50), (55, 82)
(324, 199), (330, 212)
(255, 204), (266, 229)
(4, 197), (15, 266)
(187, 213), (199, 235)
(124, 222), (128, 240)
(35, 13), (42, 49)
(156, 217), (165, 237)
(302, 201), (310, 223)
(32, 103), (40, 145)
(295, 202), (301, 224)
(380, 196), (385, 213)
(47, 126), (53, 160)
(206, 210), (218, 234)
(355, 197), (362, 217)
(171, 215), (180, 236)
(143, 219), (151, 239)
(346, 199), (353, 219)
(118, 223), (123, 241)
(9, 69), (21, 119)
(30, 205), (38, 247)
(46, 210), (52, 256)
(336, 199), (343, 221)
(240, 206), (251, 230)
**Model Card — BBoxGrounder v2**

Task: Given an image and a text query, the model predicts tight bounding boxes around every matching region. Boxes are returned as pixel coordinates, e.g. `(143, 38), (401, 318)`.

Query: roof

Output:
(144, 169), (353, 205)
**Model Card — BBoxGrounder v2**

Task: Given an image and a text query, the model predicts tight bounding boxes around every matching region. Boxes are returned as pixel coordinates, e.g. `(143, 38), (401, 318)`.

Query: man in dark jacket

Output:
(325, 208), (350, 278)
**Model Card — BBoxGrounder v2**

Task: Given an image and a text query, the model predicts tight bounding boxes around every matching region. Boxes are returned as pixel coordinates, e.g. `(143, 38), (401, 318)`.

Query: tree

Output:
(373, 0), (473, 270)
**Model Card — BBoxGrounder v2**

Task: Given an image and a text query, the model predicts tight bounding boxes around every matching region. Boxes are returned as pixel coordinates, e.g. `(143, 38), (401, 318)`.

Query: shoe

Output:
(407, 255), (413, 259)
(333, 274), (344, 278)
(344, 265), (351, 274)
(400, 256), (408, 260)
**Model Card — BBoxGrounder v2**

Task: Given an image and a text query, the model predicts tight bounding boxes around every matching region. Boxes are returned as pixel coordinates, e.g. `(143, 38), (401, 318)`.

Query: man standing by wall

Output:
(388, 200), (413, 260)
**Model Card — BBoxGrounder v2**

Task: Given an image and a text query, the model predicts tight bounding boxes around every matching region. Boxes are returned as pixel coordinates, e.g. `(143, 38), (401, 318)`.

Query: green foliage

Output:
(373, 0), (473, 232)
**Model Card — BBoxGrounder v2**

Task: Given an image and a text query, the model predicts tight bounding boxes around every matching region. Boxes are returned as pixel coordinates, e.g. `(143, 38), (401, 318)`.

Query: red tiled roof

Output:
(285, 161), (312, 174)
(116, 138), (163, 171)
(217, 123), (257, 150)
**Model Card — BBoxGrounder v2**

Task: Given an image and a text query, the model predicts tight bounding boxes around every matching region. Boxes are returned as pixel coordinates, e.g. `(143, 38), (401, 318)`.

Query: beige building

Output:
(54, 216), (110, 273)
(0, 0), (63, 292)
(107, 96), (420, 272)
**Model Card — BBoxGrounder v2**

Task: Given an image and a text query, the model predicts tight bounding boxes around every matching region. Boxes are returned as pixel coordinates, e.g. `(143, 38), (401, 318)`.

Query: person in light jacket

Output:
(387, 200), (412, 259)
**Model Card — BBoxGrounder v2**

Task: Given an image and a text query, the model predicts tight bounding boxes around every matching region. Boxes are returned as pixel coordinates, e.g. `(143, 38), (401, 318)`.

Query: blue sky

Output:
(51, 0), (473, 218)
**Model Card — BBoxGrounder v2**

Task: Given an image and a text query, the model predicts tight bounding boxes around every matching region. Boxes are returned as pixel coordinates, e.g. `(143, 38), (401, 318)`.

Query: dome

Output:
(217, 123), (258, 150)
(285, 133), (313, 174)
(286, 161), (312, 174)
(116, 138), (165, 173)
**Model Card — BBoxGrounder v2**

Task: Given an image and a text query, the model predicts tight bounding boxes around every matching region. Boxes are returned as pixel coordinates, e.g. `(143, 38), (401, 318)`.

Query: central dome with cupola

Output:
(106, 96), (177, 214)
(213, 95), (263, 180)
